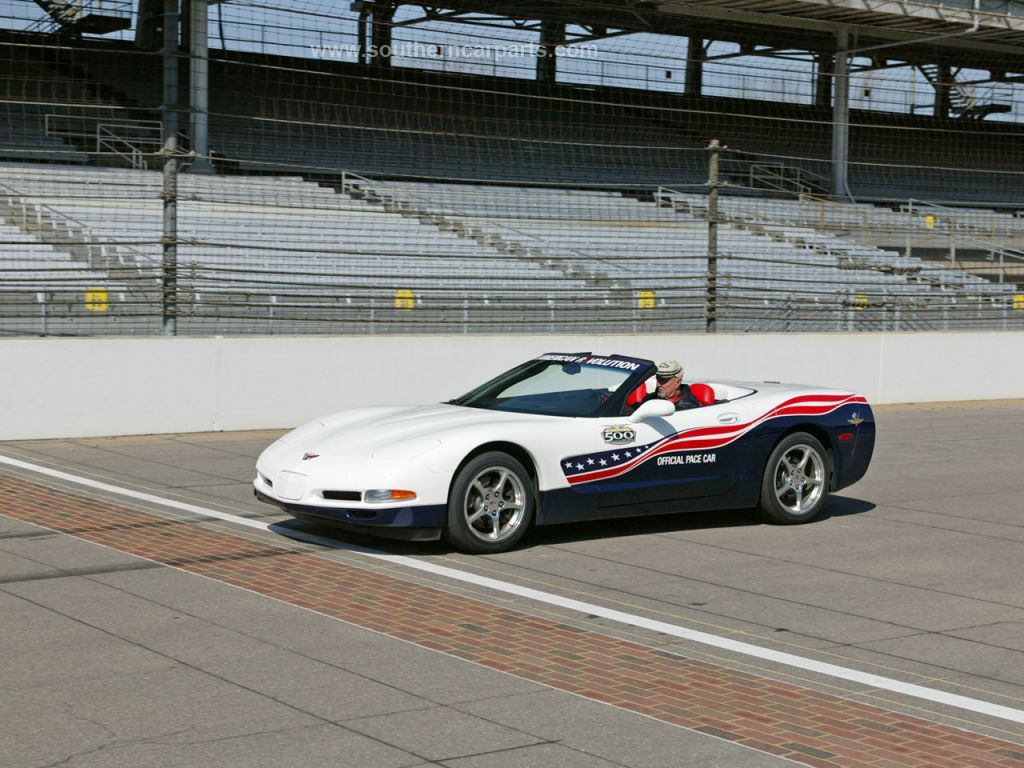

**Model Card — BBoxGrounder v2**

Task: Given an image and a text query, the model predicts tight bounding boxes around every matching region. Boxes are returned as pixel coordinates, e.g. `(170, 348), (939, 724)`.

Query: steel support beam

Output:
(934, 62), (953, 117)
(189, 0), (215, 173)
(370, 1), (395, 67)
(685, 34), (705, 96)
(537, 20), (563, 84)
(815, 49), (833, 106)
(357, 7), (369, 63)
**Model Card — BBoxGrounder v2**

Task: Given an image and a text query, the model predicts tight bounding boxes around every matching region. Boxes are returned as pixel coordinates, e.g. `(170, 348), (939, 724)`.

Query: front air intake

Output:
(322, 490), (362, 501)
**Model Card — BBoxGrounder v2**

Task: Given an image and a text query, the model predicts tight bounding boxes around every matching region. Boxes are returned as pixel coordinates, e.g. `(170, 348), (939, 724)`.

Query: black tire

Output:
(445, 452), (534, 554)
(757, 432), (830, 524)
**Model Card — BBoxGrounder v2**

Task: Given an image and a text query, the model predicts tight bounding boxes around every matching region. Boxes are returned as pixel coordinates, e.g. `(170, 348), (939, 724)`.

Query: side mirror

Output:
(628, 398), (674, 423)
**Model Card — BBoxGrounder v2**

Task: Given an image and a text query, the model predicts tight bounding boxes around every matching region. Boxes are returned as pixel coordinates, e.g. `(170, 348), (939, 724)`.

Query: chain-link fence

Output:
(2, 1), (1023, 336)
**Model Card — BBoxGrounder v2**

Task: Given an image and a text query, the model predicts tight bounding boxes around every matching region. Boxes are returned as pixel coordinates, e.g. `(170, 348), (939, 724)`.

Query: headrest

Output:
(689, 383), (715, 406)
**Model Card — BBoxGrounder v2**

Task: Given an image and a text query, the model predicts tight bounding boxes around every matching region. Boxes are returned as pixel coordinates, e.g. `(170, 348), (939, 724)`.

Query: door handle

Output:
(718, 412), (740, 424)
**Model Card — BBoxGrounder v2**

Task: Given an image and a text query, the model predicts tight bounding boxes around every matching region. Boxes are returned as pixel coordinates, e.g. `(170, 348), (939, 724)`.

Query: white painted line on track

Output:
(3, 452), (1024, 727)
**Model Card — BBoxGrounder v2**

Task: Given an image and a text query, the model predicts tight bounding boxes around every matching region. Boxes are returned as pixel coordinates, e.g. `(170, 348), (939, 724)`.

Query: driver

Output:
(642, 360), (701, 411)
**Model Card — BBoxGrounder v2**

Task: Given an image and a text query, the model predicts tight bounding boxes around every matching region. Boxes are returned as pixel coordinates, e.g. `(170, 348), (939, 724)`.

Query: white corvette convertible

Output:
(255, 353), (875, 553)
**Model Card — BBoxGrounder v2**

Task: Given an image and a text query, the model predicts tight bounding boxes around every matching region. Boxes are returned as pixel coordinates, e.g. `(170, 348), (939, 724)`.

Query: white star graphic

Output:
(564, 461), (573, 469)
(586, 458), (595, 465)
(599, 459), (607, 466)
(576, 463), (584, 470)
(611, 453), (620, 461)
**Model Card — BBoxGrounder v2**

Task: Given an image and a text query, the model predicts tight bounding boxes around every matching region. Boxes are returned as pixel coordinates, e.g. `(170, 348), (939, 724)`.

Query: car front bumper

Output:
(253, 487), (445, 541)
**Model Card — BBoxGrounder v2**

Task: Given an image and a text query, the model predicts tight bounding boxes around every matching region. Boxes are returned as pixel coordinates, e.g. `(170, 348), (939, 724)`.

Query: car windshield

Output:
(451, 354), (651, 417)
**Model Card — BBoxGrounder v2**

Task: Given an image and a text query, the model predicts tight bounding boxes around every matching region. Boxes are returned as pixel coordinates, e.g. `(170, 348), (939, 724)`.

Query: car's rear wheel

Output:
(446, 452), (534, 553)
(757, 432), (829, 524)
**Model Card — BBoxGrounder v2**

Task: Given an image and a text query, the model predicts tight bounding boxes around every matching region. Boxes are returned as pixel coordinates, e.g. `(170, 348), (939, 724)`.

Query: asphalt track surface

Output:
(1, 400), (1023, 768)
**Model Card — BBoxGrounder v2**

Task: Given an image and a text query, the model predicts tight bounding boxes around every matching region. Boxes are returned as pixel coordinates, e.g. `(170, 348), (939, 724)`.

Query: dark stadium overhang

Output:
(656, 0), (1024, 56)
(388, 0), (1024, 74)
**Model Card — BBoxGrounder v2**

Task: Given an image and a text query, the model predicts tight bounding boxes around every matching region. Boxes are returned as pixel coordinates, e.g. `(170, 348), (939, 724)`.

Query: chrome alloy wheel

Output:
(463, 465), (527, 543)
(773, 443), (826, 515)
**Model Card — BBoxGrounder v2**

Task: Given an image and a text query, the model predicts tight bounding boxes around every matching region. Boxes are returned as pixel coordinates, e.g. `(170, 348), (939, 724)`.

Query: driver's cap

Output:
(656, 360), (683, 378)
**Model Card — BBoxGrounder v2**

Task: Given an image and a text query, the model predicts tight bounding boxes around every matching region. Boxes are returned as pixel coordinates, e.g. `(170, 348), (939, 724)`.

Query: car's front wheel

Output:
(758, 432), (830, 524)
(446, 452), (534, 554)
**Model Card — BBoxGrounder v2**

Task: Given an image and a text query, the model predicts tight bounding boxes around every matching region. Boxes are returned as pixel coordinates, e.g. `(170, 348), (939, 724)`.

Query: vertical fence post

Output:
(37, 292), (47, 336)
(705, 138), (724, 334)
(161, 0), (180, 336)
(905, 199), (913, 261)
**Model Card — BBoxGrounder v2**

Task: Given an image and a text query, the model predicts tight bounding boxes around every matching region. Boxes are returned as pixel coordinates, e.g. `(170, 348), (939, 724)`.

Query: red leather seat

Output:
(626, 383), (648, 408)
(689, 383), (716, 406)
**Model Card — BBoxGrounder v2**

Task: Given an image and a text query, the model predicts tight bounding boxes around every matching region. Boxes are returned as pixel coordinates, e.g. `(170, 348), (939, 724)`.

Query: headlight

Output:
(364, 489), (417, 503)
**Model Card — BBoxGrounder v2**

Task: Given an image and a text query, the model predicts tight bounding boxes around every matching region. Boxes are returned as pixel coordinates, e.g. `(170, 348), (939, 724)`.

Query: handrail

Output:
(750, 165), (810, 196)
(654, 186), (1022, 286)
(719, 155), (829, 196)
(660, 184), (1023, 269)
(905, 196), (1024, 234)
(655, 187), (907, 280)
(340, 171), (642, 281)
(900, 199), (1024, 276)
(0, 179), (155, 267)
(777, 193), (1024, 284)
(46, 114), (162, 141)
(96, 123), (162, 170)
(751, 162), (830, 188)
(44, 115), (167, 169)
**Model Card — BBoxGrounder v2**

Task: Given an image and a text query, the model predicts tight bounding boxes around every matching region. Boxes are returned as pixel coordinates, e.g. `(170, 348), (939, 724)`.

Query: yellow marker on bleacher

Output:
(1013, 294), (1024, 311)
(85, 288), (108, 313)
(638, 290), (655, 310)
(394, 289), (415, 311)
(924, 214), (936, 230)
(853, 294), (869, 311)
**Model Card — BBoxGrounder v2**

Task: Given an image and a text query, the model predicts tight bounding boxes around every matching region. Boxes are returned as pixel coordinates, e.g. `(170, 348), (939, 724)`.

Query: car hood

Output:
(274, 403), (545, 461)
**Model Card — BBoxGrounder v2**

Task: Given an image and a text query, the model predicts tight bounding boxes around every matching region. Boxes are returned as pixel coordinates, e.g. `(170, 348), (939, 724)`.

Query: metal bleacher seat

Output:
(0, 164), (588, 295)
(357, 182), (1017, 314)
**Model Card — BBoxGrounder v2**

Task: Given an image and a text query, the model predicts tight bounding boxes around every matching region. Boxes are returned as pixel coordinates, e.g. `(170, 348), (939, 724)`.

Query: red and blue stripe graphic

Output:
(562, 393), (867, 487)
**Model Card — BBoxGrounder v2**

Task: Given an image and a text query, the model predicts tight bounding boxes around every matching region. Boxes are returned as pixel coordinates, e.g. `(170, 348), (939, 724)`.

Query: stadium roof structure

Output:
(18, 1), (1024, 71)
(385, 0), (1024, 71)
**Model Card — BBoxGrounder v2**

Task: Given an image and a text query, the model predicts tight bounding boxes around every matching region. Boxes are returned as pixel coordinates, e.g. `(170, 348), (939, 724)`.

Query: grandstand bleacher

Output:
(3, 34), (1023, 197)
(356, 179), (1017, 324)
(2, 161), (1019, 335)
(2, 3), (1024, 336)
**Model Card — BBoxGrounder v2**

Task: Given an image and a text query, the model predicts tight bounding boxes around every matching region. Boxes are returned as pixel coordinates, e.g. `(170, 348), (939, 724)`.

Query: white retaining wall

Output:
(2, 332), (1022, 440)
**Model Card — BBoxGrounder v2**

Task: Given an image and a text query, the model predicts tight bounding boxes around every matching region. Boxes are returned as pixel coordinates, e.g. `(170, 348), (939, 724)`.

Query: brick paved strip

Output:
(3, 474), (1023, 768)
